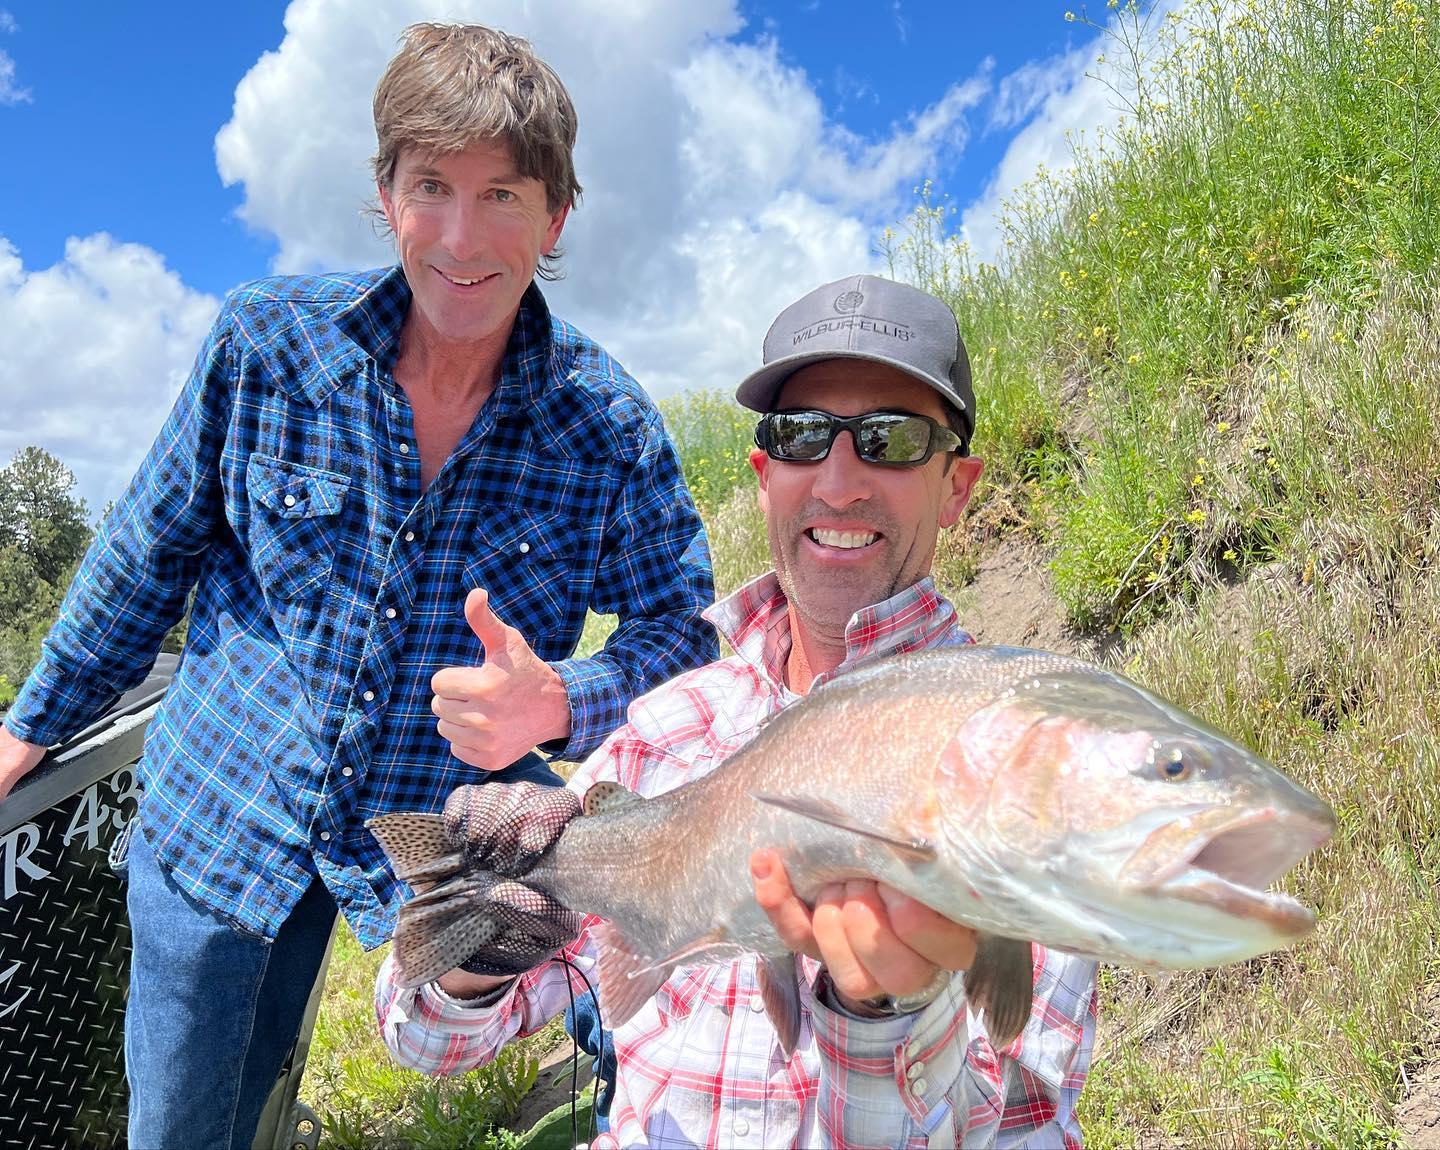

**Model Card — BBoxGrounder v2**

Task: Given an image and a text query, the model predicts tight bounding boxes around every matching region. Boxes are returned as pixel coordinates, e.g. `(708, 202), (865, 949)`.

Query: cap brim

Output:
(735, 348), (970, 432)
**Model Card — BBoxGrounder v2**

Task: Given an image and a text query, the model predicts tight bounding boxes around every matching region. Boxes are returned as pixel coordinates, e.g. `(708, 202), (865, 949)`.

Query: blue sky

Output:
(0, 0), (1125, 511)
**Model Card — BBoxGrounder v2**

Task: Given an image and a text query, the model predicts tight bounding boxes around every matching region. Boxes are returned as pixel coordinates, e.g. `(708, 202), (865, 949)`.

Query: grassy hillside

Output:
(881, 0), (1440, 1144)
(304, 0), (1440, 1144)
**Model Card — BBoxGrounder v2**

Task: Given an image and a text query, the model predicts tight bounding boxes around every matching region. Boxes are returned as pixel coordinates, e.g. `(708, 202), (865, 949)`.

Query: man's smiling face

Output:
(751, 360), (983, 643)
(379, 139), (568, 352)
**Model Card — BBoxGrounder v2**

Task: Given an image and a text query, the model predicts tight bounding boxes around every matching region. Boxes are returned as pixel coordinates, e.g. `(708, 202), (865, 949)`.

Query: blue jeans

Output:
(123, 751), (571, 1148)
(124, 823), (336, 1150)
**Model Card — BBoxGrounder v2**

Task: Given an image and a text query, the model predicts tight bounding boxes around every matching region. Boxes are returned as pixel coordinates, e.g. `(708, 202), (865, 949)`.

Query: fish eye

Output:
(1152, 744), (1192, 781)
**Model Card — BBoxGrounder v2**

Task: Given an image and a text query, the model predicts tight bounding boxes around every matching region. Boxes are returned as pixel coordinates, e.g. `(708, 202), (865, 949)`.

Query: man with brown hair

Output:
(0, 23), (715, 1149)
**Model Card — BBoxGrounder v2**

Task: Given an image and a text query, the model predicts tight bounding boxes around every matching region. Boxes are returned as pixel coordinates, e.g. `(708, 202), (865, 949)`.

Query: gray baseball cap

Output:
(735, 274), (975, 443)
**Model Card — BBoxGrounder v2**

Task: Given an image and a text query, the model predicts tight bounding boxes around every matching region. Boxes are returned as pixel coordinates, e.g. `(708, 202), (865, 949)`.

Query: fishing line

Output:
(555, 952), (602, 1149)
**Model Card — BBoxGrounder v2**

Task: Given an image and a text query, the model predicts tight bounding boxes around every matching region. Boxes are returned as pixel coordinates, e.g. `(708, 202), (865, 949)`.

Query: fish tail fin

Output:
(391, 876), (498, 989)
(965, 934), (1034, 1049)
(366, 813), (464, 893)
(757, 955), (803, 1057)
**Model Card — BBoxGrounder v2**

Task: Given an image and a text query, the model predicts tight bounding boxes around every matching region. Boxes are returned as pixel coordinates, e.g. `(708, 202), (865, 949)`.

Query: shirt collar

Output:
(333, 268), (555, 410)
(705, 571), (967, 695)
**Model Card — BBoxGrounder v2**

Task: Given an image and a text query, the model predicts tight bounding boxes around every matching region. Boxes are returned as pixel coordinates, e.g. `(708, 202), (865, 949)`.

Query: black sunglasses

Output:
(755, 408), (968, 467)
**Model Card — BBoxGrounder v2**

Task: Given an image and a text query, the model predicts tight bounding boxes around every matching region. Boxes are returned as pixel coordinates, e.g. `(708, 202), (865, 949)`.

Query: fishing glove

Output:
(454, 876), (584, 977)
(442, 780), (582, 877)
(440, 781), (585, 976)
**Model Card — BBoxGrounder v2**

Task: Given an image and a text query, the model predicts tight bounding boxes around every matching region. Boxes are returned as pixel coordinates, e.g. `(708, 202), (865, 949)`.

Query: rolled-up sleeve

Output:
(808, 972), (972, 1148)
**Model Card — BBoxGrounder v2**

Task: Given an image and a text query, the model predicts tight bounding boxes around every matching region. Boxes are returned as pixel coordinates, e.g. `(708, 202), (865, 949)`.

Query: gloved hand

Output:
(454, 876), (584, 977)
(418, 780), (585, 979)
(442, 780), (582, 877)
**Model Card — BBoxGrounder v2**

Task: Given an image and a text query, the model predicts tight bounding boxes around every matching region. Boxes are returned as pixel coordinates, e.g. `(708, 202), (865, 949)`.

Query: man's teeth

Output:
(444, 273), (483, 286)
(809, 528), (877, 549)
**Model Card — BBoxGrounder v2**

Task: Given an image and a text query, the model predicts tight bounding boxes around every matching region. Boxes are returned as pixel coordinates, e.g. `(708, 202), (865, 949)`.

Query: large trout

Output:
(369, 645), (1334, 1050)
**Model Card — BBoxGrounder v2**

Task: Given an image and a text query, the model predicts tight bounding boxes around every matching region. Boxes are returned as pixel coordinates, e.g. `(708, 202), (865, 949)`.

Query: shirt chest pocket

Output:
(246, 454), (350, 601)
(463, 507), (587, 647)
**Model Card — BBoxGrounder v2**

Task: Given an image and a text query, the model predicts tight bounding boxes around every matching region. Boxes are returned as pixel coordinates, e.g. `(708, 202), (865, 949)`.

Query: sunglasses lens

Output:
(765, 410), (947, 465)
(857, 414), (931, 464)
(767, 412), (835, 460)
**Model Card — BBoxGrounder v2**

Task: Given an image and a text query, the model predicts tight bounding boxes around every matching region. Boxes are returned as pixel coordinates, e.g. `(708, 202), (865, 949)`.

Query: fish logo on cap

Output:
(833, 290), (864, 313)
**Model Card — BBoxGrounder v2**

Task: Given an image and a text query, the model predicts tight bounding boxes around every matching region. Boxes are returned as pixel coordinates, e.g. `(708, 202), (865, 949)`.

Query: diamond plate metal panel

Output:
(0, 766), (138, 1149)
(1, 656), (330, 1150)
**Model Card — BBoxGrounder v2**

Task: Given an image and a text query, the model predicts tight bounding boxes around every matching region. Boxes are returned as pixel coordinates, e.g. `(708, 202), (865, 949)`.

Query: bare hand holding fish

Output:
(751, 848), (978, 1014)
(371, 644), (1334, 1050)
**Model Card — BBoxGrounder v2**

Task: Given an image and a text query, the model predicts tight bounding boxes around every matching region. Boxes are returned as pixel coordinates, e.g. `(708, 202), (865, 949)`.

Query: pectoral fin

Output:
(750, 793), (936, 863)
(964, 934), (1034, 1049)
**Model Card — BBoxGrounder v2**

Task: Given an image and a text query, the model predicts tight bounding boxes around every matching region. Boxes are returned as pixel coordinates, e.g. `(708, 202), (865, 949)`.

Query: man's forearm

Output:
(0, 723), (49, 802)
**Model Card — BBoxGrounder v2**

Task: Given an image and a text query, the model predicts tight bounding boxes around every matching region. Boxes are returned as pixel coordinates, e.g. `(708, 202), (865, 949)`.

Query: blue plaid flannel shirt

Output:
(5, 266), (718, 947)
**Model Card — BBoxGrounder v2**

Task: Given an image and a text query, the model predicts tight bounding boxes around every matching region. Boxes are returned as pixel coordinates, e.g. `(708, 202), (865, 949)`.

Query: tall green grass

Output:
(889, 0), (1440, 631)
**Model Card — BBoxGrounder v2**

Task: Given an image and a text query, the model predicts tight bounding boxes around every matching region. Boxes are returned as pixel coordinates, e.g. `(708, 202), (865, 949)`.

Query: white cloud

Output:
(959, 41), (1113, 261)
(0, 236), (219, 514)
(0, 52), (25, 105)
(0, 10), (29, 106)
(893, 2), (909, 46)
(213, 0), (985, 414)
(13, 0), (1047, 511)
(988, 57), (1060, 132)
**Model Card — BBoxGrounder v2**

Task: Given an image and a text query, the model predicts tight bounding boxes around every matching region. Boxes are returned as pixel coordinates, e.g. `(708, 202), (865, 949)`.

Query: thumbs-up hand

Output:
(431, 589), (572, 771)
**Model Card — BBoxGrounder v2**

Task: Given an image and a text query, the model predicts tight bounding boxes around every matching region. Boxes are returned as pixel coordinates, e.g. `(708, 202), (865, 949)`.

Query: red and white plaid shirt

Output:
(377, 573), (1098, 1148)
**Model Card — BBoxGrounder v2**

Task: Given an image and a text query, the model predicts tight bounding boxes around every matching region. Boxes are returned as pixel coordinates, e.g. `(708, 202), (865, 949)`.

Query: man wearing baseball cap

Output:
(375, 274), (1099, 1148)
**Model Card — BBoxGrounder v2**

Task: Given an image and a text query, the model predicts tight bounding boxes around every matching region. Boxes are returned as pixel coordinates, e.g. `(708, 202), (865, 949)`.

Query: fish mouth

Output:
(1139, 807), (1335, 936)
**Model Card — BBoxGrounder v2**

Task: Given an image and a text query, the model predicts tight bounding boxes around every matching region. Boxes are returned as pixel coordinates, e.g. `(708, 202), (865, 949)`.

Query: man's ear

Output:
(750, 447), (771, 515)
(378, 182), (397, 234)
(939, 456), (984, 529)
(541, 202), (571, 255)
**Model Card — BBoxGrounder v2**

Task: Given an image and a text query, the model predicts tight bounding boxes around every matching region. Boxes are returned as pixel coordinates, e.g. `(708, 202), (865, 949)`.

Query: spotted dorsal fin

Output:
(582, 780), (644, 817)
